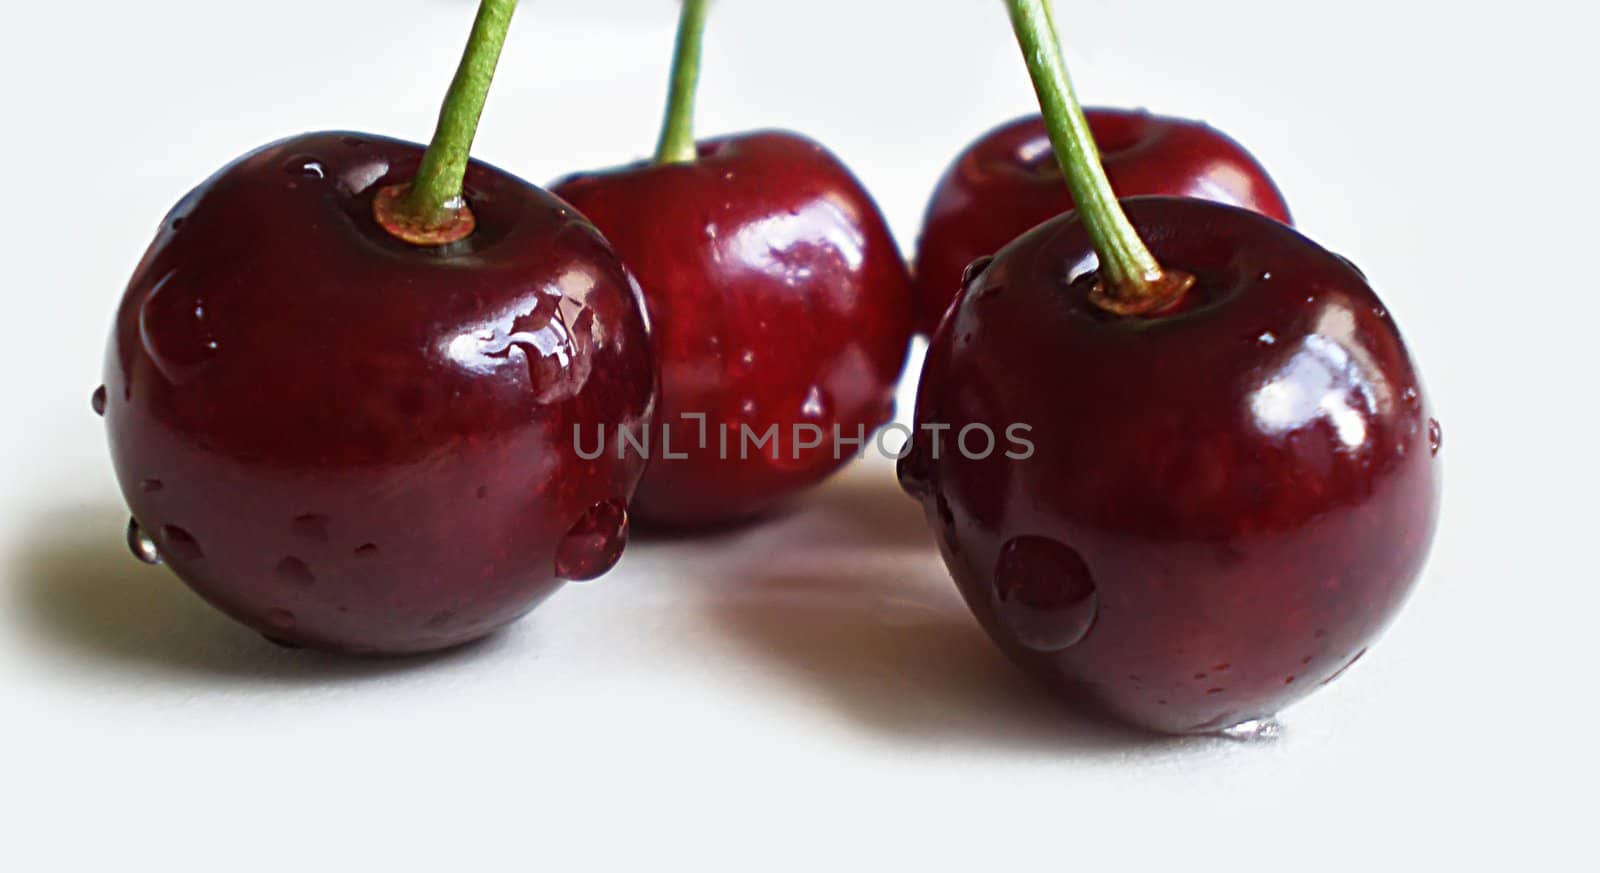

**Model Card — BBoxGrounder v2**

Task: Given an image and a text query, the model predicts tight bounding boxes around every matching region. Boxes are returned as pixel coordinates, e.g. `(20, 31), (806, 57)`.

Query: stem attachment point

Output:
(376, 0), (516, 246)
(1005, 0), (1194, 314)
(372, 184), (477, 247)
(1088, 270), (1196, 316)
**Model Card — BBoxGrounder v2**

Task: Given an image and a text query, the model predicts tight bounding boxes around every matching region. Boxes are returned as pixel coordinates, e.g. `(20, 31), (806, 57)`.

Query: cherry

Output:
(98, 1), (656, 654)
(899, 0), (1440, 734)
(551, 0), (911, 528)
(912, 110), (1291, 335)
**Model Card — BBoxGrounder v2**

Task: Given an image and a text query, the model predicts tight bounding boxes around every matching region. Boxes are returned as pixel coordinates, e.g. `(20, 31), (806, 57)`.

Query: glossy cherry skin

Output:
(899, 197), (1440, 734)
(552, 131), (912, 528)
(102, 132), (656, 654)
(912, 109), (1292, 334)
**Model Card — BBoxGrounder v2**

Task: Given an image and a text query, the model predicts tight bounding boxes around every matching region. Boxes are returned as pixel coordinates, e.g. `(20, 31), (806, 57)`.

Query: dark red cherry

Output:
(901, 197), (1439, 734)
(552, 131), (912, 528)
(103, 132), (656, 654)
(912, 109), (1292, 334)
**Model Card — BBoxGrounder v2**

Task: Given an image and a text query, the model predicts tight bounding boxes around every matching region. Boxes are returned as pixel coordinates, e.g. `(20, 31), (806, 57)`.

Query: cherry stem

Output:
(1004, 0), (1192, 312)
(379, 0), (517, 244)
(654, 0), (711, 164)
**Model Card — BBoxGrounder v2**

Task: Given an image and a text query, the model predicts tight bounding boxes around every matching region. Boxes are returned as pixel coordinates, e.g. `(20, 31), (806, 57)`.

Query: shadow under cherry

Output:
(7, 503), (507, 686)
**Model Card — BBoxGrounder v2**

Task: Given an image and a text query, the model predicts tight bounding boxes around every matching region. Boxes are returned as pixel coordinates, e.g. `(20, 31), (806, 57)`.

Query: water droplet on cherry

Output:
(161, 525), (203, 561)
(126, 518), (162, 565)
(897, 445), (932, 499)
(283, 155), (325, 179)
(1333, 252), (1368, 281)
(291, 513), (330, 544)
(274, 556), (315, 587)
(425, 610), (455, 629)
(554, 498), (629, 581)
(992, 536), (1099, 652)
(729, 348), (757, 378)
(1320, 648), (1368, 686)
(91, 385), (107, 416)
(961, 255), (995, 288)
(264, 609), (297, 632)
(1216, 717), (1281, 741)
(353, 543), (380, 559)
(1427, 418), (1442, 456)
(140, 273), (219, 383)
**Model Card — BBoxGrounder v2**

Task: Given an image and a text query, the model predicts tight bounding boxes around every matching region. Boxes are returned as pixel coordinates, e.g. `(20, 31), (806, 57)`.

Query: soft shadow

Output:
(694, 460), (1215, 754)
(9, 504), (510, 685)
(706, 562), (1168, 755)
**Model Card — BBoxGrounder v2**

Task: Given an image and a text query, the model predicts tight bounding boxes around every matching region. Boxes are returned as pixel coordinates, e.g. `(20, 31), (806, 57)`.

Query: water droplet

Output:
(140, 478), (163, 493)
(264, 609), (297, 632)
(170, 216), (186, 232)
(961, 255), (995, 288)
(139, 272), (219, 383)
(992, 536), (1099, 652)
(283, 155), (325, 179)
(425, 610), (455, 629)
(1257, 331), (1276, 346)
(1427, 418), (1442, 455)
(91, 385), (107, 416)
(354, 543), (380, 559)
(897, 445), (932, 499)
(161, 525), (203, 561)
(274, 556), (315, 587)
(1333, 252), (1368, 281)
(126, 518), (162, 565)
(291, 513), (330, 544)
(769, 386), (834, 472)
(467, 307), (594, 404)
(1216, 717), (1281, 742)
(1320, 648), (1368, 686)
(554, 498), (629, 581)
(1260, 271), (1273, 281)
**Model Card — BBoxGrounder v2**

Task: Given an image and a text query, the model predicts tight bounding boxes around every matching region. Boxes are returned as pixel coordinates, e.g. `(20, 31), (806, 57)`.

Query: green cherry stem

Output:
(375, 0), (519, 246)
(654, 0), (712, 164)
(1005, 0), (1193, 313)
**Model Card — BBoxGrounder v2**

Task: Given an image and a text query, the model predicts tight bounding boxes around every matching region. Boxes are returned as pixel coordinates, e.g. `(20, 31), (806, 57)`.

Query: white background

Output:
(1, 0), (1593, 868)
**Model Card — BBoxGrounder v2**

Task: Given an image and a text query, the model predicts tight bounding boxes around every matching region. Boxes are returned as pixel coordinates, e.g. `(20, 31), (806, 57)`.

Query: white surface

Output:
(1, 0), (1593, 868)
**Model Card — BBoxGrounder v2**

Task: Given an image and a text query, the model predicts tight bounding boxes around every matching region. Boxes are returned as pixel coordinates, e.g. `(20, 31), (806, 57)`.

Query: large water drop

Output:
(554, 498), (629, 581)
(992, 535), (1099, 652)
